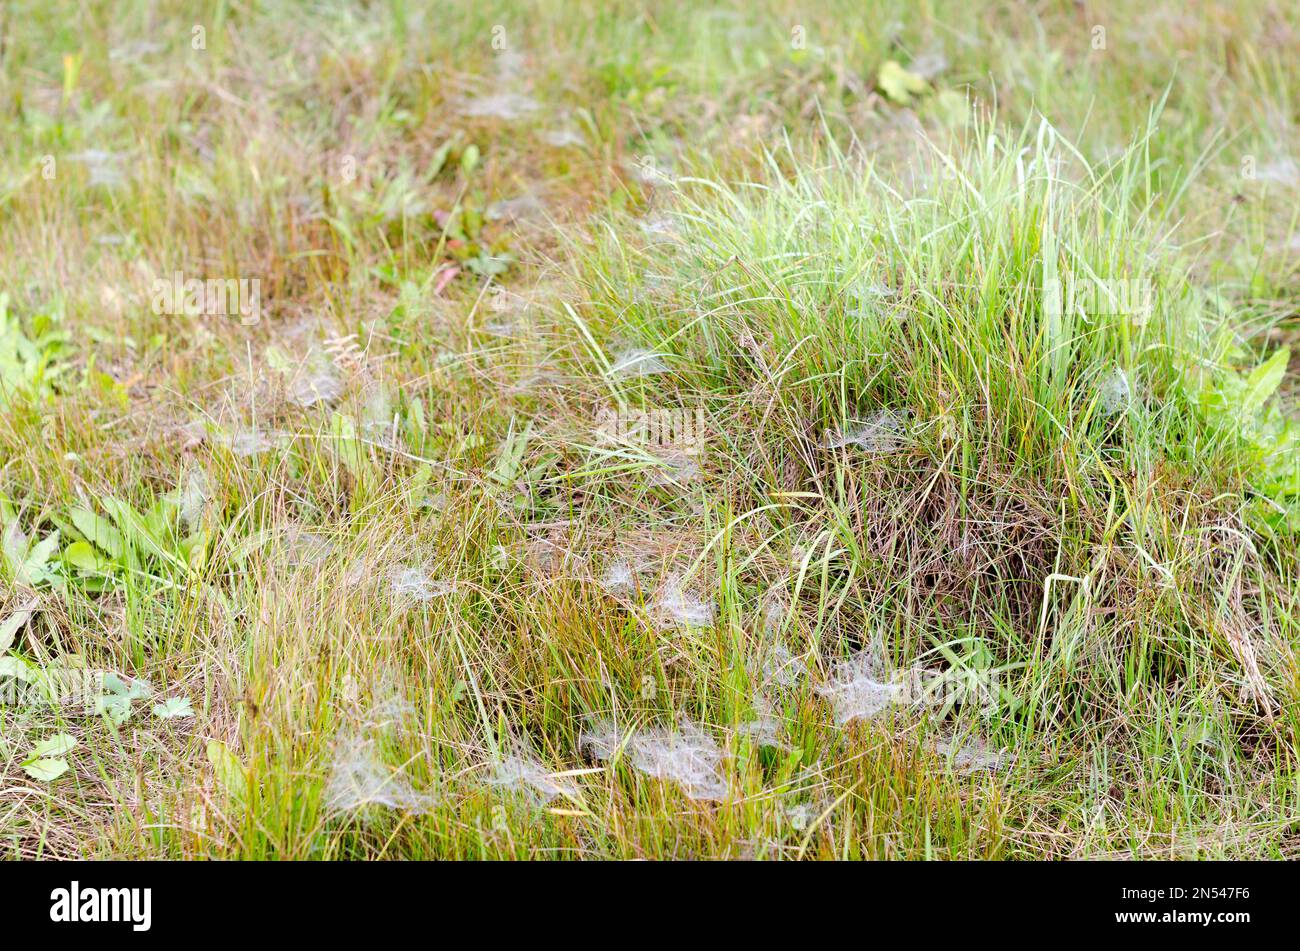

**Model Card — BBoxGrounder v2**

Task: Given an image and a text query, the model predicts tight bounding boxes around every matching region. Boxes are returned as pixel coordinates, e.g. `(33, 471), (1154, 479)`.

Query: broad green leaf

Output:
(153, 696), (194, 719)
(460, 144), (480, 175)
(877, 60), (929, 105)
(207, 739), (248, 800)
(330, 413), (367, 479)
(0, 597), (37, 653)
(466, 253), (513, 277)
(1, 518), (28, 572)
(427, 138), (454, 179)
(30, 733), (77, 757)
(101, 497), (161, 563)
(95, 693), (133, 725)
(63, 541), (112, 573)
(264, 345), (292, 372)
(24, 532), (59, 575)
(405, 464), (434, 507)
(407, 397), (426, 437)
(1242, 348), (1290, 416)
(0, 654), (33, 681)
(142, 504), (170, 542)
(68, 507), (126, 559)
(926, 88), (970, 128)
(490, 417), (533, 490)
(93, 671), (150, 723)
(21, 757), (69, 781)
(360, 384), (395, 433)
(104, 671), (152, 699)
(454, 432), (485, 454)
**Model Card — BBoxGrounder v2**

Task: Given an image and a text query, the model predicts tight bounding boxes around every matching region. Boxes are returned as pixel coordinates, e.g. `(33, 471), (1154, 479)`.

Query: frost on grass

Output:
(756, 592), (810, 688)
(1097, 367), (1131, 416)
(225, 428), (274, 457)
(109, 40), (164, 62)
(279, 523), (334, 567)
(388, 566), (454, 602)
(1255, 158), (1299, 186)
(910, 50), (949, 80)
(599, 560), (636, 594)
(932, 735), (1010, 773)
(176, 467), (210, 529)
(647, 449), (702, 487)
(738, 693), (789, 750)
(759, 641), (808, 689)
(325, 681), (435, 816)
(639, 215), (679, 242)
(493, 50), (527, 83)
(355, 383), (404, 449)
(486, 193), (547, 224)
(609, 348), (669, 377)
(459, 92), (540, 120)
(743, 596), (807, 748)
(651, 573), (714, 629)
(289, 352), (343, 408)
(485, 752), (575, 804)
(580, 719), (730, 801)
(341, 559), (452, 603)
(844, 281), (899, 316)
(323, 731), (434, 815)
(483, 285), (530, 314)
(815, 651), (903, 724)
(784, 800), (817, 832)
(523, 530), (586, 577)
(67, 149), (125, 188)
(627, 156), (676, 186)
(479, 285), (543, 337)
(821, 410), (909, 452)
(480, 303), (531, 337)
(177, 418), (208, 450)
(541, 126), (585, 148)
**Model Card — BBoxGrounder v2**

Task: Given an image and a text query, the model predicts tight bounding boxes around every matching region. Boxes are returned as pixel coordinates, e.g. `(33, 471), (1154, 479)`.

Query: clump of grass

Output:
(566, 113), (1299, 850)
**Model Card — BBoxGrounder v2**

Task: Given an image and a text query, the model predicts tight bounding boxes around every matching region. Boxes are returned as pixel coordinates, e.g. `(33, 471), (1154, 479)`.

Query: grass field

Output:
(0, 0), (1298, 860)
